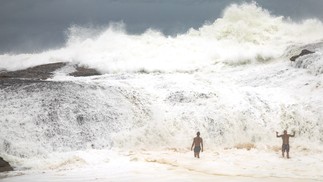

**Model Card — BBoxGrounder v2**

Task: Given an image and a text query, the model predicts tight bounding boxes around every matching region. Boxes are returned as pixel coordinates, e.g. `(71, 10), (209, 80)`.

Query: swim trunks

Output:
(282, 144), (289, 152)
(194, 146), (201, 153)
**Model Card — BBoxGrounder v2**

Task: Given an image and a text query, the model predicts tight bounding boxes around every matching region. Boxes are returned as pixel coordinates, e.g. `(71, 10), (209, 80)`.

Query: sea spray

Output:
(1, 2), (323, 72)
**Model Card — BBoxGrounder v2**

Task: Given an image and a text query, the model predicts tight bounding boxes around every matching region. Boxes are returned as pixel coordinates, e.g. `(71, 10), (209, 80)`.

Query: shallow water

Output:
(1, 148), (322, 182)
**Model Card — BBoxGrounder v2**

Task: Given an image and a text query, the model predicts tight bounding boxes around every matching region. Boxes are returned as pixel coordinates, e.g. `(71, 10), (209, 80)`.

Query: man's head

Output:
(284, 130), (287, 134)
(197, 132), (200, 136)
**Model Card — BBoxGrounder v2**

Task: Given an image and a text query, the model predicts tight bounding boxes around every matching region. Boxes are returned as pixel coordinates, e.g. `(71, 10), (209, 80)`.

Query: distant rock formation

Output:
(69, 66), (101, 77)
(0, 157), (13, 172)
(290, 49), (315, 62)
(0, 62), (67, 80)
(0, 62), (101, 80)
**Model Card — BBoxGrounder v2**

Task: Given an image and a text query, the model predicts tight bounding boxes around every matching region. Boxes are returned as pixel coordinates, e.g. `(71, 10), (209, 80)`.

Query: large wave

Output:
(1, 2), (323, 73)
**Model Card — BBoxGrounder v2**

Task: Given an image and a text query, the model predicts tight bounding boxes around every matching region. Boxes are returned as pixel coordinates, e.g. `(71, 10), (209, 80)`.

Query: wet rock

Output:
(0, 157), (13, 172)
(69, 66), (101, 77)
(0, 62), (67, 80)
(290, 49), (315, 62)
(0, 62), (101, 80)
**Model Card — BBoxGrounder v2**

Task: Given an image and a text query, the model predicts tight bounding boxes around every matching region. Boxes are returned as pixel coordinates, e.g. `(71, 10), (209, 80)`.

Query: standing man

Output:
(276, 130), (295, 159)
(191, 131), (203, 158)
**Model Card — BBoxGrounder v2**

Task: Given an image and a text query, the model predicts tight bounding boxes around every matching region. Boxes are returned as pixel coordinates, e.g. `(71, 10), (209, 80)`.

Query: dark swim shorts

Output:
(282, 144), (290, 152)
(194, 146), (201, 153)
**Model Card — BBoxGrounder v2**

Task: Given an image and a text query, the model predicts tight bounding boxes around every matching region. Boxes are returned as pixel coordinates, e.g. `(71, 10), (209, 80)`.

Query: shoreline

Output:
(1, 148), (322, 182)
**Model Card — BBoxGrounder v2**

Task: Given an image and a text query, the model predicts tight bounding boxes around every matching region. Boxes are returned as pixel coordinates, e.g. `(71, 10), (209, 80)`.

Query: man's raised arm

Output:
(276, 131), (281, 137)
(290, 131), (296, 137)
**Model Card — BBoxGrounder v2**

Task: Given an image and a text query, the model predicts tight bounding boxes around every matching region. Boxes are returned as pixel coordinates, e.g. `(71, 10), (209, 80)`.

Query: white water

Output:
(1, 2), (323, 181)
(1, 3), (323, 73)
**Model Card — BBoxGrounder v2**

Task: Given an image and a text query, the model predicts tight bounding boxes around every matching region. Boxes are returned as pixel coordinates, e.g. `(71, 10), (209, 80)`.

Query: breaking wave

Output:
(1, 2), (323, 73)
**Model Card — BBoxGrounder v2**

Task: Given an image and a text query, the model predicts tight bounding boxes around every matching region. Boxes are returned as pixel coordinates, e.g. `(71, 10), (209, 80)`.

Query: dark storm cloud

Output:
(1, 0), (323, 54)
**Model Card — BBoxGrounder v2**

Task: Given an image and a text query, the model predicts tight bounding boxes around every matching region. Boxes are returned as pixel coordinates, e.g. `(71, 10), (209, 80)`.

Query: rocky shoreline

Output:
(0, 62), (101, 173)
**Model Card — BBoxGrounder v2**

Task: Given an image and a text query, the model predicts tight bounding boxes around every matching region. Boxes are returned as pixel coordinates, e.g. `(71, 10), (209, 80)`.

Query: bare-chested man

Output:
(191, 132), (203, 158)
(276, 130), (295, 159)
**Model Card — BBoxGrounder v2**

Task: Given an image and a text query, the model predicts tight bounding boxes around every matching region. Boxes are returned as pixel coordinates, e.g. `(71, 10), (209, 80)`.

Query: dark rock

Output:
(69, 66), (101, 77)
(0, 62), (101, 80)
(290, 49), (315, 62)
(0, 157), (13, 172)
(0, 62), (67, 80)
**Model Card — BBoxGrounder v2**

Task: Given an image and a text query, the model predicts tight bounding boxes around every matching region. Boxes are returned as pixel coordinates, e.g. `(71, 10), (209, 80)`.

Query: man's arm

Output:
(276, 131), (281, 137)
(289, 131), (296, 137)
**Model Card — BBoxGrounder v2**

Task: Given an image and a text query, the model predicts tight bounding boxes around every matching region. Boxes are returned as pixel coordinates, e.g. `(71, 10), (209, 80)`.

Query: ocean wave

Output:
(1, 2), (323, 73)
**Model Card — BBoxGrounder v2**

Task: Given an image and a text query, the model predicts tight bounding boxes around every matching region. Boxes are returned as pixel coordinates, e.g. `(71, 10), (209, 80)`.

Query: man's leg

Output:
(286, 145), (290, 159)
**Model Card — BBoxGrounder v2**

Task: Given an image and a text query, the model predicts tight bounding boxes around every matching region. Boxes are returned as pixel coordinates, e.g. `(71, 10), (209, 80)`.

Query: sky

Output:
(1, 0), (323, 54)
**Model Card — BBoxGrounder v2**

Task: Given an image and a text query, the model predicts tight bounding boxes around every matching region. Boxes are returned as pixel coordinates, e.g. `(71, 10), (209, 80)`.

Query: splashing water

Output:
(1, 2), (323, 72)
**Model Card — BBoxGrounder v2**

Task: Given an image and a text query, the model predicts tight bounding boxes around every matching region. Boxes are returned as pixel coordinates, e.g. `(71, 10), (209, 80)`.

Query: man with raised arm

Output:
(276, 130), (295, 159)
(191, 131), (203, 158)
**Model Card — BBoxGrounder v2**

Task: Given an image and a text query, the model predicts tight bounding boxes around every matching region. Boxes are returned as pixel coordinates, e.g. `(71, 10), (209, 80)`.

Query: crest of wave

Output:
(1, 2), (323, 73)
(187, 2), (323, 64)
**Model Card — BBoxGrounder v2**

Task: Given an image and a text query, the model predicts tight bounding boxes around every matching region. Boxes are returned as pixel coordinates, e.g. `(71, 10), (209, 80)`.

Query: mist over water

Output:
(0, 2), (323, 172)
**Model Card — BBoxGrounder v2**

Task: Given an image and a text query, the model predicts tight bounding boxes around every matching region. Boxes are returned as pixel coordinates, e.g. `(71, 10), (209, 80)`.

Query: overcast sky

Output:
(1, 0), (323, 54)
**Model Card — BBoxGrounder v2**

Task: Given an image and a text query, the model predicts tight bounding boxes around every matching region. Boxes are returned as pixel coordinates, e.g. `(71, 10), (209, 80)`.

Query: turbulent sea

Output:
(0, 3), (323, 182)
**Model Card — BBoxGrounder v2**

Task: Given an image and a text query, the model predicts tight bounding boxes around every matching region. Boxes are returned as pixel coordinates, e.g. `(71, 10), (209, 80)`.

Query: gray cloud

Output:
(1, 0), (323, 54)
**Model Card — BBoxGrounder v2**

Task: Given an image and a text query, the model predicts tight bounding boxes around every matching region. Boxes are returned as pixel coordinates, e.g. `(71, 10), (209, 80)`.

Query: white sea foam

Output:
(1, 2), (323, 72)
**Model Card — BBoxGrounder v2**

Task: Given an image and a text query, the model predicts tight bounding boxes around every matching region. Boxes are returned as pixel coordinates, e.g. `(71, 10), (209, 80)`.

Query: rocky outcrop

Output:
(0, 157), (13, 172)
(290, 49), (315, 62)
(69, 66), (101, 77)
(285, 42), (323, 75)
(0, 62), (101, 80)
(0, 62), (67, 80)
